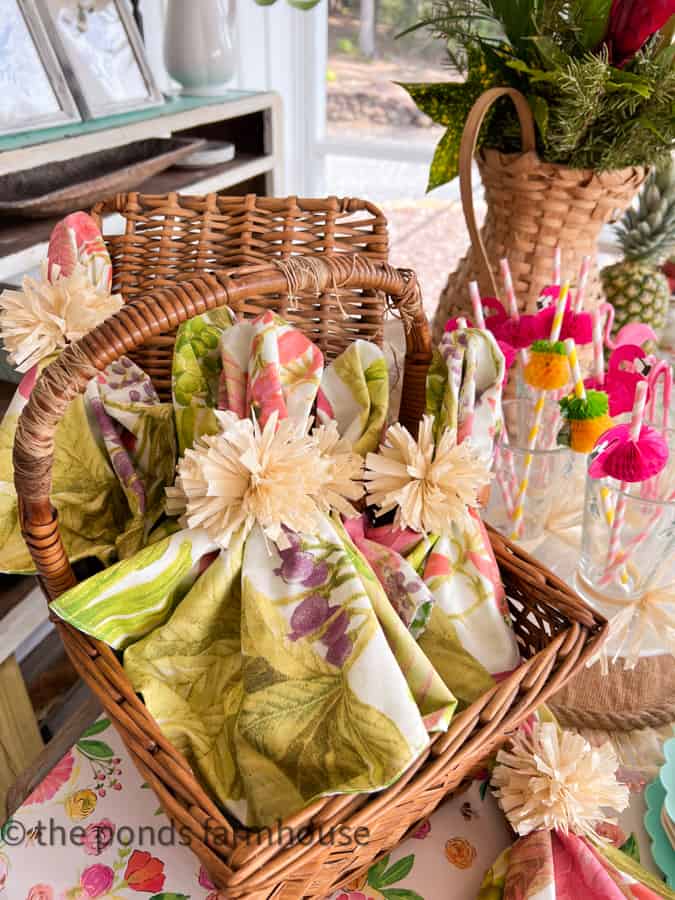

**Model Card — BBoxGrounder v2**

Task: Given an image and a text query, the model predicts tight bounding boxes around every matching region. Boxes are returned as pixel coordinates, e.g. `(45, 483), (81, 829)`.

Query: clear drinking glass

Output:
(487, 397), (586, 543)
(576, 428), (675, 657)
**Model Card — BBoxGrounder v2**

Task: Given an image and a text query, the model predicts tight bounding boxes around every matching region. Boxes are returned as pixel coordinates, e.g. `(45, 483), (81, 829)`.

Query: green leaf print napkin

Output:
(0, 356), (175, 573)
(52, 312), (457, 828)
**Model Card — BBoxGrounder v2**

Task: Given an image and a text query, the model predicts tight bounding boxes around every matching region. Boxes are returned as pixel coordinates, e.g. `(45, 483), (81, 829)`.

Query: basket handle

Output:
(13, 254), (431, 601)
(459, 87), (537, 298)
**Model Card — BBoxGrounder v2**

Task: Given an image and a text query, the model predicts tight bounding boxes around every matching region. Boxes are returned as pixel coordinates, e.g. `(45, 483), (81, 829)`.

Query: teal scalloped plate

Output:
(644, 736), (675, 888)
(662, 738), (675, 827)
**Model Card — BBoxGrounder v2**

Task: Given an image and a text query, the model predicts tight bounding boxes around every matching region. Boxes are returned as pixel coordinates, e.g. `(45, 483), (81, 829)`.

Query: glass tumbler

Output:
(487, 397), (586, 543)
(576, 428), (675, 659)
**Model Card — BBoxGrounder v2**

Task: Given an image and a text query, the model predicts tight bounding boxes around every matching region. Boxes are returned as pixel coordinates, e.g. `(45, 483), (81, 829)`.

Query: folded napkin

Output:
(52, 311), (457, 827)
(350, 328), (519, 708)
(479, 723), (674, 899)
(427, 326), (505, 464)
(0, 213), (175, 573)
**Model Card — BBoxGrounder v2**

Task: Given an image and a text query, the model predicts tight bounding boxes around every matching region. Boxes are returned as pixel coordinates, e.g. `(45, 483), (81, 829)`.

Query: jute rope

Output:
(272, 255), (354, 316)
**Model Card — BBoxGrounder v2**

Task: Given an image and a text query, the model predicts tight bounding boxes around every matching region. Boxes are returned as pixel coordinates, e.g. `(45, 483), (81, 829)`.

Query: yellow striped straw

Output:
(509, 282), (570, 539)
(564, 338), (585, 400)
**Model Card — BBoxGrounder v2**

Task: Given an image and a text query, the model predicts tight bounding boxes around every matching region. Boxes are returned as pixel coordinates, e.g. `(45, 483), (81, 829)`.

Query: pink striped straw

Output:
(647, 360), (672, 432)
(553, 246), (562, 286)
(604, 381), (649, 576)
(601, 481), (675, 584)
(592, 308), (605, 384)
(574, 255), (591, 313)
(494, 444), (515, 519)
(499, 258), (519, 321)
(469, 280), (486, 329)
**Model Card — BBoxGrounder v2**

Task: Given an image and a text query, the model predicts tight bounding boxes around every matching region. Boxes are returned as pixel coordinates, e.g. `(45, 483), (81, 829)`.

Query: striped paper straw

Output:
(592, 309), (605, 385)
(500, 259), (519, 321)
(604, 381), (649, 576)
(509, 282), (570, 539)
(565, 338), (585, 399)
(574, 255), (591, 313)
(500, 258), (529, 366)
(494, 444), (515, 519)
(573, 325), (616, 530)
(553, 246), (562, 285)
(601, 482), (675, 584)
(469, 280), (486, 329)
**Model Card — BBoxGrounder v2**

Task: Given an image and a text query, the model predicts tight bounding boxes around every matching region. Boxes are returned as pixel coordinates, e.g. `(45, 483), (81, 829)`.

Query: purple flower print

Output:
(326, 634), (352, 667)
(274, 532), (329, 588)
(382, 569), (422, 626)
(289, 595), (330, 640)
(321, 610), (348, 646)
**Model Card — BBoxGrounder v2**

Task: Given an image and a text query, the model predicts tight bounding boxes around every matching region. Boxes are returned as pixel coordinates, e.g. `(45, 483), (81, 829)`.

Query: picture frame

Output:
(0, 0), (82, 138)
(35, 0), (164, 120)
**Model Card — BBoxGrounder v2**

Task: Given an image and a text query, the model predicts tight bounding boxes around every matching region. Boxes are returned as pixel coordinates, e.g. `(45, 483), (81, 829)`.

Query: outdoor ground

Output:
(323, 11), (473, 318)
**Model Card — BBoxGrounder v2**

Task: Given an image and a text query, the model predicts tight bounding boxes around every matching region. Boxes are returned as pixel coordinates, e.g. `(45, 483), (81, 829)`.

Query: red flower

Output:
(603, 0), (675, 65)
(123, 850), (166, 893)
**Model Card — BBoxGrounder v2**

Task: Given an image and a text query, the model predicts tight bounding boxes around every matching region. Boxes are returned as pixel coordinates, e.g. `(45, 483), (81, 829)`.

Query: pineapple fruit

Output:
(601, 159), (675, 337)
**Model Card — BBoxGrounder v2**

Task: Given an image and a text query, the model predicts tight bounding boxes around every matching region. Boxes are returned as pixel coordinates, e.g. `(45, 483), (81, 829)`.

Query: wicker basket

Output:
(432, 87), (647, 342)
(14, 199), (607, 897)
(90, 193), (389, 400)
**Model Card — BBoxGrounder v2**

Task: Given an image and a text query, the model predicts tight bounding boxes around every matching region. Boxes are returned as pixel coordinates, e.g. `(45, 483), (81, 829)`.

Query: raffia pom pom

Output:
(312, 419), (364, 517)
(524, 340), (571, 390)
(0, 260), (122, 372)
(588, 423), (669, 482)
(166, 411), (363, 549)
(491, 722), (629, 839)
(559, 390), (613, 453)
(363, 414), (492, 535)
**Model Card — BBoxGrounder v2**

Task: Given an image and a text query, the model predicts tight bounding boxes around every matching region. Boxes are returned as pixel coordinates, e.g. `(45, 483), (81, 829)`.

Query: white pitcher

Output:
(164, 0), (237, 96)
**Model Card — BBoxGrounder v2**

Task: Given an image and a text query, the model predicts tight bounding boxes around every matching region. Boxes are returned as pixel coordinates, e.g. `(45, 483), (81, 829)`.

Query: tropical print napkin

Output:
(349, 328), (518, 708)
(0, 213), (176, 574)
(0, 356), (175, 573)
(427, 326), (505, 464)
(479, 830), (674, 899)
(52, 311), (457, 828)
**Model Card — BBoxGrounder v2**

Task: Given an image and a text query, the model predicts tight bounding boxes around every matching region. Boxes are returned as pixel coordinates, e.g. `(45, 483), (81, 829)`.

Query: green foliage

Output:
(337, 36), (357, 54)
(404, 0), (675, 184)
(560, 390), (609, 420)
(531, 339), (567, 354)
(400, 46), (502, 188)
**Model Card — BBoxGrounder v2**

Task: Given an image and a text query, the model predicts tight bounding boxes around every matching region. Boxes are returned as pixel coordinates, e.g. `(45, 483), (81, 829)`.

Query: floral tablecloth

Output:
(0, 710), (665, 900)
(0, 715), (514, 899)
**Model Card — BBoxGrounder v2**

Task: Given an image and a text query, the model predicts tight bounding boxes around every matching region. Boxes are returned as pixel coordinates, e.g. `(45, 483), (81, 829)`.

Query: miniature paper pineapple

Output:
(601, 159), (675, 337)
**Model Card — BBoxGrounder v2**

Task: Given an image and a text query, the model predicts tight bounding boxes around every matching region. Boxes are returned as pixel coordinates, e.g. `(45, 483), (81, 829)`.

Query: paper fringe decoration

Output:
(363, 414), (492, 535)
(588, 423), (669, 482)
(524, 340), (571, 390)
(166, 411), (364, 549)
(491, 722), (629, 839)
(0, 260), (123, 372)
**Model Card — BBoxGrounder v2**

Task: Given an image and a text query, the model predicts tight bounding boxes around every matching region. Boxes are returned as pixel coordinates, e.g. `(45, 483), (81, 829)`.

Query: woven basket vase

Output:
(13, 194), (607, 898)
(432, 87), (647, 342)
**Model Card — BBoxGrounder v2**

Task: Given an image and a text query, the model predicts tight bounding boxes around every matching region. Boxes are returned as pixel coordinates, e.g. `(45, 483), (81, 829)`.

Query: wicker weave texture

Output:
(13, 234), (607, 897)
(92, 194), (389, 399)
(432, 88), (646, 341)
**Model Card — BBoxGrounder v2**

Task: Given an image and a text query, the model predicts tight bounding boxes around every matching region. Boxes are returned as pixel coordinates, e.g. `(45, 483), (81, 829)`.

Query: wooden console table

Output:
(0, 90), (283, 282)
(0, 90), (283, 811)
